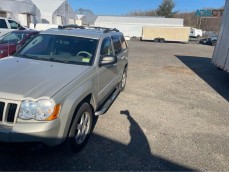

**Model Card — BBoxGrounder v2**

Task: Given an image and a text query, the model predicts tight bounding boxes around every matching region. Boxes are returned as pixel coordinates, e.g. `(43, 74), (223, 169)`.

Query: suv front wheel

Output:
(68, 103), (93, 152)
(120, 68), (127, 91)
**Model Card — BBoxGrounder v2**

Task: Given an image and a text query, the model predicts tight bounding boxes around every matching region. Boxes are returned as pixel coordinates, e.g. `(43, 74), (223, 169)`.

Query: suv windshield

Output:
(16, 34), (98, 66)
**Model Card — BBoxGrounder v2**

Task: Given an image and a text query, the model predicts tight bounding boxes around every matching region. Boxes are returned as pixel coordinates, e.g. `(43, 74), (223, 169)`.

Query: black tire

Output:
(212, 41), (217, 46)
(68, 103), (93, 153)
(154, 38), (159, 43)
(159, 38), (165, 43)
(120, 68), (127, 91)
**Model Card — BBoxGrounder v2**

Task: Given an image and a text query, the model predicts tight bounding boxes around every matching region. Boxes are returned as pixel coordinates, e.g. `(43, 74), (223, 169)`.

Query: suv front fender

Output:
(51, 76), (98, 145)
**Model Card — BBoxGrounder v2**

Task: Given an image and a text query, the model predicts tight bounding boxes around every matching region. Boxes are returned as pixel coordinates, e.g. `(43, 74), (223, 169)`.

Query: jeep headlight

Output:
(19, 100), (61, 121)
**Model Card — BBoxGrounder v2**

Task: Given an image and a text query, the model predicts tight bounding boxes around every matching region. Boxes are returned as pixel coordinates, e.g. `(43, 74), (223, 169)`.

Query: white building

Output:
(31, 0), (76, 25)
(94, 16), (184, 38)
(0, 0), (41, 27)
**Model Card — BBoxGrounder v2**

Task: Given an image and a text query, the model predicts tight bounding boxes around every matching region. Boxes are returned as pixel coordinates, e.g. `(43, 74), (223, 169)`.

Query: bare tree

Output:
(174, 9), (223, 33)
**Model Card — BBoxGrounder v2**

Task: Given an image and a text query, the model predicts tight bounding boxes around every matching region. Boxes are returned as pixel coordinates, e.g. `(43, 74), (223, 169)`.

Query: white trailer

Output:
(141, 26), (190, 42)
(212, 0), (229, 72)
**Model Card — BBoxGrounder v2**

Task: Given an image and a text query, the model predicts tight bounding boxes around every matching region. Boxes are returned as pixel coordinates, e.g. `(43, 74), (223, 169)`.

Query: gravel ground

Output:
(0, 41), (228, 171)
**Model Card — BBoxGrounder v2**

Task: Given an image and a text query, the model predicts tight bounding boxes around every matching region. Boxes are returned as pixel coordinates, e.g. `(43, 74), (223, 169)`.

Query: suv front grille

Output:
(0, 101), (19, 125)
(7, 103), (18, 123)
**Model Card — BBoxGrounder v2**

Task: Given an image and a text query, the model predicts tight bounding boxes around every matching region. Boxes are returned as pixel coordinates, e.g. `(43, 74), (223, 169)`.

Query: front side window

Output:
(16, 34), (98, 66)
(100, 37), (113, 56)
(8, 20), (19, 29)
(0, 19), (7, 29)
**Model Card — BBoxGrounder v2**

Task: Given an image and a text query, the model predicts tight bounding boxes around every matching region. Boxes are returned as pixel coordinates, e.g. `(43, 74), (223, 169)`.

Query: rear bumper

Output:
(0, 119), (62, 147)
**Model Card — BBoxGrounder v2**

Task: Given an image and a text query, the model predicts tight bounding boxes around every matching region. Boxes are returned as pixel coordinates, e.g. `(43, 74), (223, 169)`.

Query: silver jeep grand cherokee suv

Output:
(0, 27), (128, 152)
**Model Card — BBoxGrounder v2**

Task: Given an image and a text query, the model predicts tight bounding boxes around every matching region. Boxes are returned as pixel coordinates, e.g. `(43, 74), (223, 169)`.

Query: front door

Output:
(97, 37), (117, 103)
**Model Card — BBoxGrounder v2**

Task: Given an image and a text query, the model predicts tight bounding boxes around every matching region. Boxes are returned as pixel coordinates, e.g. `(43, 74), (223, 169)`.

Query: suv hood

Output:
(0, 57), (90, 101)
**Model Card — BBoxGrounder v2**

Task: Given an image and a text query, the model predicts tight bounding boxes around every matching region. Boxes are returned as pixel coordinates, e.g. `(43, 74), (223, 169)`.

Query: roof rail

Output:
(84, 26), (119, 33)
(103, 28), (119, 33)
(58, 25), (119, 33)
(58, 25), (85, 29)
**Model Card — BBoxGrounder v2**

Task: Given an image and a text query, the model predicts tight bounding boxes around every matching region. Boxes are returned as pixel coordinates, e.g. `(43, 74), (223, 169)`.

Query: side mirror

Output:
(99, 55), (117, 67)
(16, 44), (22, 51)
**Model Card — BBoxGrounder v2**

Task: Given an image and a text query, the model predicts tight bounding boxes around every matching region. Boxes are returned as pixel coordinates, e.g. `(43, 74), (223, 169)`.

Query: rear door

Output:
(118, 34), (128, 72)
(111, 34), (128, 79)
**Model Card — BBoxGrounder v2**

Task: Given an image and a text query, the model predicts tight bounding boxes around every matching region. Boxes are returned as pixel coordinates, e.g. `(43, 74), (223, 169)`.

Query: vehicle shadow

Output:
(176, 55), (229, 102)
(0, 110), (194, 171)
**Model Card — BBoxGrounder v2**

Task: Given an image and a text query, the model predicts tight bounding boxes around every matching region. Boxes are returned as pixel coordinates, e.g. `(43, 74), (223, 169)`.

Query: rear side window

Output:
(100, 37), (113, 56)
(111, 35), (122, 55)
(0, 19), (7, 28)
(119, 35), (127, 50)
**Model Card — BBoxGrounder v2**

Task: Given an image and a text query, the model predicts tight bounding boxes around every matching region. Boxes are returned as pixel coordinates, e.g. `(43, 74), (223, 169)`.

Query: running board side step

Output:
(95, 87), (120, 116)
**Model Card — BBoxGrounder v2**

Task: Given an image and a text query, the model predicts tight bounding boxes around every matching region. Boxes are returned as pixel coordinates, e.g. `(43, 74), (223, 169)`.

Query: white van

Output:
(189, 28), (203, 38)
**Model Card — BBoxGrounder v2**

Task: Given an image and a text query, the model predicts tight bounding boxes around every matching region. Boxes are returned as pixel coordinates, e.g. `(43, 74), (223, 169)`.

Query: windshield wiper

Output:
(16, 54), (50, 61)
(16, 54), (38, 59)
(49, 58), (69, 64)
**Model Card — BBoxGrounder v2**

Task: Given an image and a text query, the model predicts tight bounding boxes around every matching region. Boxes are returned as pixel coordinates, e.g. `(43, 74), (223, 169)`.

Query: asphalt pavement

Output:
(0, 41), (228, 171)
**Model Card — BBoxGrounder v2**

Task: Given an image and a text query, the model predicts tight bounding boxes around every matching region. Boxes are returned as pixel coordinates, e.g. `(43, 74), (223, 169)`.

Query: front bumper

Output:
(0, 119), (61, 147)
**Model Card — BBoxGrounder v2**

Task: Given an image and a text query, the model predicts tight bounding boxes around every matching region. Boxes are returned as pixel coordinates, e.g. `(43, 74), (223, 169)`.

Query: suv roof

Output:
(42, 27), (122, 39)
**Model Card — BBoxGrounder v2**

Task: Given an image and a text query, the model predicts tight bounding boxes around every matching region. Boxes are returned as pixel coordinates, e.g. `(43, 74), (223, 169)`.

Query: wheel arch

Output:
(55, 92), (96, 145)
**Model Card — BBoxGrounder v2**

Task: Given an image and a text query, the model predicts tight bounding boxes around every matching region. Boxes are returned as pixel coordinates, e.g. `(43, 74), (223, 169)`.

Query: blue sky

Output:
(68, 0), (226, 15)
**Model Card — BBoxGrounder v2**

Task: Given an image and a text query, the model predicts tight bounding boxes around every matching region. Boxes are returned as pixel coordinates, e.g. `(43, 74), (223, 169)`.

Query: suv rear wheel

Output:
(68, 103), (93, 152)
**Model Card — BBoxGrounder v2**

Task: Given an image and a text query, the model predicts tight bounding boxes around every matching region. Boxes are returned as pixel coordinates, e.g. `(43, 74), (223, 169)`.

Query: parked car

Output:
(0, 27), (128, 152)
(0, 30), (39, 58)
(0, 17), (26, 37)
(199, 36), (218, 46)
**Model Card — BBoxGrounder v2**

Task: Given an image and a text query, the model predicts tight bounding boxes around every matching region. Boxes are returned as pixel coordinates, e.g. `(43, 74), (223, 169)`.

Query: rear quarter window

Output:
(119, 35), (127, 50)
